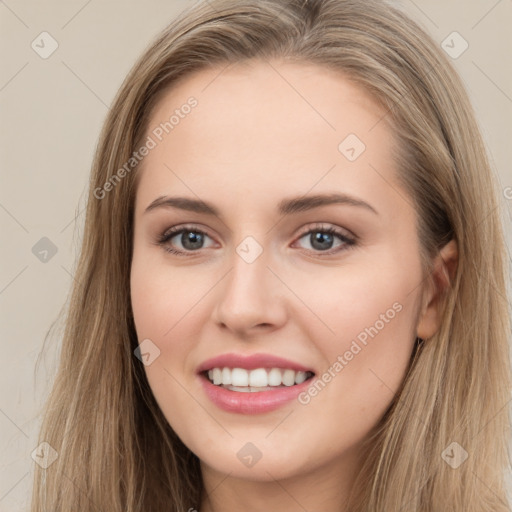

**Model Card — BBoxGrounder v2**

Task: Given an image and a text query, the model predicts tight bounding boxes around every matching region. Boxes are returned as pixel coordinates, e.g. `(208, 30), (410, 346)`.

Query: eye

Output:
(157, 225), (216, 255)
(293, 224), (356, 255)
(155, 223), (356, 257)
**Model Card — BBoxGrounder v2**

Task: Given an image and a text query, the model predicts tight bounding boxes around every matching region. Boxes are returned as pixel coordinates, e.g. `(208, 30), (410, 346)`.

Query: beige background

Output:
(1, 0), (511, 510)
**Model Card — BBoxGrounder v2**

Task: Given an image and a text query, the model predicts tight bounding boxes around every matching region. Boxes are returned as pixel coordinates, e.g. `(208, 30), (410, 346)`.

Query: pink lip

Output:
(199, 374), (314, 414)
(196, 352), (314, 373)
(196, 353), (315, 415)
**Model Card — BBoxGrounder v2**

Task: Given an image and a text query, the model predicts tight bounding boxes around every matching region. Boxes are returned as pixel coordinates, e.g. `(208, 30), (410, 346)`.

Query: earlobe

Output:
(416, 239), (458, 340)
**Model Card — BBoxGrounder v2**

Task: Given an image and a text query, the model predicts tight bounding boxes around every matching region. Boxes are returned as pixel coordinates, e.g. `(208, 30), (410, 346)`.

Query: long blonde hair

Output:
(32, 0), (511, 510)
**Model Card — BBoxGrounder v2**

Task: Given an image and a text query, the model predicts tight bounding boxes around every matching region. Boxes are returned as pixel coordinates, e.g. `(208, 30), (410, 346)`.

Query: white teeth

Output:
(229, 386), (252, 392)
(282, 369), (296, 386)
(249, 368), (268, 387)
(205, 367), (313, 389)
(221, 367), (231, 385)
(231, 368), (249, 387)
(212, 368), (222, 385)
(294, 371), (307, 384)
(268, 368), (282, 386)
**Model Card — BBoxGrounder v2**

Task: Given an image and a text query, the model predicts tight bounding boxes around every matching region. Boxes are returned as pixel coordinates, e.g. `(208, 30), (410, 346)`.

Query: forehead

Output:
(134, 59), (404, 221)
(145, 59), (390, 151)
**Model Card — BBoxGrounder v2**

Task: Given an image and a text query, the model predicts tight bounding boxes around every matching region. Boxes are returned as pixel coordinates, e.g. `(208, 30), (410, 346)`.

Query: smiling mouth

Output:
(204, 367), (315, 392)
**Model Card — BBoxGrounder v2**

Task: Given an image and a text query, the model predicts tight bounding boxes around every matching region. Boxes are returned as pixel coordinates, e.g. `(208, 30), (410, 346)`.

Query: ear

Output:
(416, 239), (458, 340)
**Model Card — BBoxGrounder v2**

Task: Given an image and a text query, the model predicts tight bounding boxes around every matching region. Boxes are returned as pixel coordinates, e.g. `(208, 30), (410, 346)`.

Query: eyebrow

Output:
(144, 192), (378, 216)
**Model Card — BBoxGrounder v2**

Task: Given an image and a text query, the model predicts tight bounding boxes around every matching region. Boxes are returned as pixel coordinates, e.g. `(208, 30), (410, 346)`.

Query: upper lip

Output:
(197, 353), (315, 374)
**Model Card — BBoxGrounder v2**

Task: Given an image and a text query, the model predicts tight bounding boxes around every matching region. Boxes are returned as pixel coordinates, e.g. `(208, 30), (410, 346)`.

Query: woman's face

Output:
(130, 60), (434, 485)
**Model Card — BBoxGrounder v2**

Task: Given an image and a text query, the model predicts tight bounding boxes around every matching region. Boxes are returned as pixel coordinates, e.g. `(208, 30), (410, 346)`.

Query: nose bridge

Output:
(235, 236), (269, 285)
(212, 235), (286, 333)
(223, 238), (271, 309)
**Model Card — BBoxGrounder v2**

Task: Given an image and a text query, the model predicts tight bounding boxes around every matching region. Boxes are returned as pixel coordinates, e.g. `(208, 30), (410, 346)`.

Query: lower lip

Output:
(199, 374), (314, 414)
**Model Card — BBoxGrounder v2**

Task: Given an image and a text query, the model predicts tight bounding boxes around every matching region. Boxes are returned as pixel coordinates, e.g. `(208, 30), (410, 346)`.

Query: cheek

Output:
(289, 256), (421, 427)
(284, 253), (421, 352)
(300, 313), (416, 470)
(130, 258), (214, 450)
(130, 251), (213, 346)
(129, 250), (218, 416)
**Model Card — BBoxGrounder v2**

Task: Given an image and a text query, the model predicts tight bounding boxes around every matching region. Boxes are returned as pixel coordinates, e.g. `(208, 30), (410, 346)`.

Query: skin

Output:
(130, 59), (457, 511)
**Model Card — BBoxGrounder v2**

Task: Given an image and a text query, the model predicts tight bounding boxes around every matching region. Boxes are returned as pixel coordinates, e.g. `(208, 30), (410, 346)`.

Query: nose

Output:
(211, 244), (287, 338)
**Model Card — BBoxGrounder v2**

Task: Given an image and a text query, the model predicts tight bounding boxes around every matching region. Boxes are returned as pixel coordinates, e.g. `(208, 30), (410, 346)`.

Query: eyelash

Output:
(155, 223), (357, 257)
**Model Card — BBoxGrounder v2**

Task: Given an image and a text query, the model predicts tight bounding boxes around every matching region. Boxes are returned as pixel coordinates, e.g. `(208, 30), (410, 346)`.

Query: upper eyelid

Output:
(296, 222), (355, 239)
(161, 224), (212, 239)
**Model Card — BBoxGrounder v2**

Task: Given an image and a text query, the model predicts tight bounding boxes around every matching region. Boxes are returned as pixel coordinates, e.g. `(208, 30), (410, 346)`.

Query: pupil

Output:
(182, 231), (203, 250)
(311, 231), (333, 251)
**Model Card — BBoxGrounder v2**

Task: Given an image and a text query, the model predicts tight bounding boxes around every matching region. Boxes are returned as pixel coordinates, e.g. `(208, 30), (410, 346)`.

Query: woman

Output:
(31, 0), (511, 510)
